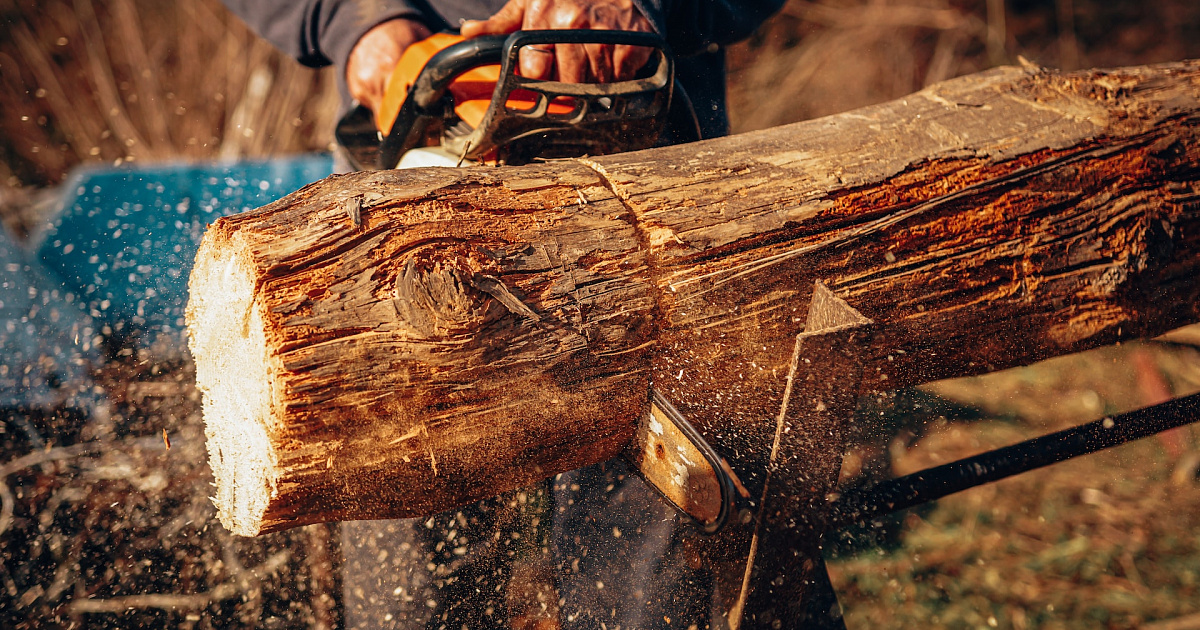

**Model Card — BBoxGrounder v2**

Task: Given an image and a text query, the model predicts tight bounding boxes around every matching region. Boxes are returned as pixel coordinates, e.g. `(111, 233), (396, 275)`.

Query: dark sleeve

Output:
(221, 0), (432, 72)
(633, 0), (785, 56)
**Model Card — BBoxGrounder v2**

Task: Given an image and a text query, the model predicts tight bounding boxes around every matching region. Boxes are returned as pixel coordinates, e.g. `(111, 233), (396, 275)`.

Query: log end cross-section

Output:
(188, 237), (275, 536)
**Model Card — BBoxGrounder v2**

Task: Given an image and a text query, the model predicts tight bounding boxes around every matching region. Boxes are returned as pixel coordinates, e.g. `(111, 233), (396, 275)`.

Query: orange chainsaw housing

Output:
(375, 33), (574, 137)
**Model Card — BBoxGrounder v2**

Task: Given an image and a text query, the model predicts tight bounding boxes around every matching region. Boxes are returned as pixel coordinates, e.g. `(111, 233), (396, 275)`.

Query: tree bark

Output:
(188, 60), (1200, 537)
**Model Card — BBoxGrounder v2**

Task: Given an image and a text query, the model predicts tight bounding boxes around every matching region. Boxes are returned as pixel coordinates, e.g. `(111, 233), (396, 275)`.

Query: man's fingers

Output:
(465, 0), (654, 84)
(612, 12), (655, 80)
(519, 45), (555, 80)
(461, 0), (525, 37)
(584, 43), (614, 83)
(523, 41), (647, 84)
(554, 42), (589, 83)
(612, 44), (652, 81)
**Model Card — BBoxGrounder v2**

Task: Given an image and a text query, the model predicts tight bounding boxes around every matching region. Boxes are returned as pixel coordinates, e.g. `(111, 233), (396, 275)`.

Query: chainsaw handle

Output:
(366, 34), (510, 169)
(409, 34), (508, 110)
(494, 30), (671, 102)
(408, 30), (668, 109)
(498, 28), (667, 70)
(380, 30), (673, 168)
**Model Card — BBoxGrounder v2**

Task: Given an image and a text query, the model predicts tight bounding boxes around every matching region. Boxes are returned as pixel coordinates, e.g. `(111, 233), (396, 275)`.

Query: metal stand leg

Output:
(731, 281), (872, 629)
(801, 557), (847, 630)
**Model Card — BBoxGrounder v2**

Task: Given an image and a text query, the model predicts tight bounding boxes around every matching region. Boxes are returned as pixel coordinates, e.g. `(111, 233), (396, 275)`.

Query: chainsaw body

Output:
(337, 30), (686, 169)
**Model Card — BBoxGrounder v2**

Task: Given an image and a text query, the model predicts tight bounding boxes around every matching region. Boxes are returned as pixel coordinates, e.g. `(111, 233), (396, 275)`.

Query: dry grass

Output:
(0, 359), (340, 628)
(726, 0), (1200, 132)
(831, 336), (1200, 629)
(0, 0), (339, 191)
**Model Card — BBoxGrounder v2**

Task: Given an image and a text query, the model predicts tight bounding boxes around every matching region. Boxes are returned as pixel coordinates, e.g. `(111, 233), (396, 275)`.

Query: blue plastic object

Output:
(38, 154), (335, 342)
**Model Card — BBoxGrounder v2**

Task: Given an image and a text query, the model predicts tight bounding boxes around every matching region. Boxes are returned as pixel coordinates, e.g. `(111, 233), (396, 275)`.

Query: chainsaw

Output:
(335, 29), (700, 169)
(335, 29), (733, 532)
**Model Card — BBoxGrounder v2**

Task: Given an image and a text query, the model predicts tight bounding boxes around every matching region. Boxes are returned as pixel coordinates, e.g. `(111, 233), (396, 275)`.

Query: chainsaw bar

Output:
(628, 388), (736, 534)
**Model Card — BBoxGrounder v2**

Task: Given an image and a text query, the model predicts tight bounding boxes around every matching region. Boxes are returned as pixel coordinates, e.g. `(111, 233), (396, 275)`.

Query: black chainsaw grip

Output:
(408, 30), (668, 111)
(410, 35), (508, 110)
(381, 30), (674, 168)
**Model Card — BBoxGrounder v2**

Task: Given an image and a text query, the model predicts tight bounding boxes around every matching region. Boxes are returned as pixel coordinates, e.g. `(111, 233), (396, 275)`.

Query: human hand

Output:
(460, 0), (653, 84)
(346, 19), (433, 114)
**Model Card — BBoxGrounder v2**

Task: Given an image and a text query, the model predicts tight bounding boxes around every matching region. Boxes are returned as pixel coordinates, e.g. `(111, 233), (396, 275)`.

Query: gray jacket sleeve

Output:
(221, 0), (432, 74)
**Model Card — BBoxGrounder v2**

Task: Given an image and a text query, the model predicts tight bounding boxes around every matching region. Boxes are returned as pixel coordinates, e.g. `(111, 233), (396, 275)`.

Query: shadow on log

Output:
(187, 60), (1200, 548)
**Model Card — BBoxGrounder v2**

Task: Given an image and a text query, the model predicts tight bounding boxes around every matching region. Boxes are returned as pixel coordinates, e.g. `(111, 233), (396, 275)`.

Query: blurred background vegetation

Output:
(0, 0), (1198, 628)
(2, 0), (1197, 192)
(727, 0), (1200, 130)
(0, 0), (338, 188)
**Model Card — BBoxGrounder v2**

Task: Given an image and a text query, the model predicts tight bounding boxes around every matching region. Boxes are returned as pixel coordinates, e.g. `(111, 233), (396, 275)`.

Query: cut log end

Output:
(186, 235), (275, 537)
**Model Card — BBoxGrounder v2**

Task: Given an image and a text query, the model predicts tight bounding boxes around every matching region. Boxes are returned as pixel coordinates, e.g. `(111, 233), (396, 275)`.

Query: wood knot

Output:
(392, 256), (500, 338)
(391, 249), (541, 338)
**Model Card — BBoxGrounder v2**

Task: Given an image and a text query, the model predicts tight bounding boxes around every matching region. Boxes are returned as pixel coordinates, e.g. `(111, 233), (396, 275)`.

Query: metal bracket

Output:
(727, 281), (874, 629)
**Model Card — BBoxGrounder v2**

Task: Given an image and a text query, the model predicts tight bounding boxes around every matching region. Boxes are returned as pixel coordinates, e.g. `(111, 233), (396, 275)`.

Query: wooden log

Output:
(187, 60), (1200, 538)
